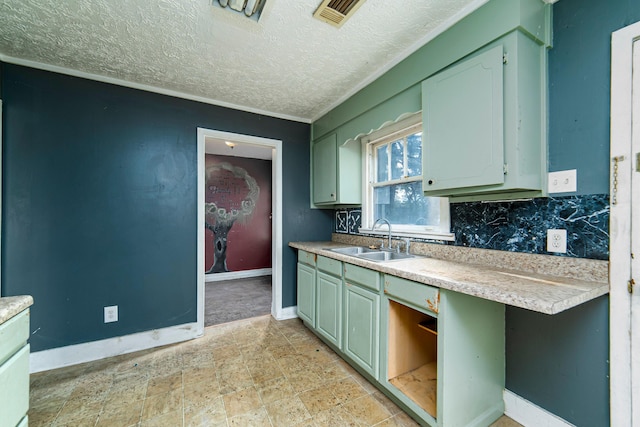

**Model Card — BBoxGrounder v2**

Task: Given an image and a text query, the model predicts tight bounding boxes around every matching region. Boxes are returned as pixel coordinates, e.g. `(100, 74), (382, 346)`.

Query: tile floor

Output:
(28, 315), (522, 427)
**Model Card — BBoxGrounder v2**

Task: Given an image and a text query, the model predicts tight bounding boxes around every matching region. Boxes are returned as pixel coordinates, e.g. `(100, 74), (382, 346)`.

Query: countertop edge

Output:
(290, 241), (609, 315)
(0, 295), (34, 325)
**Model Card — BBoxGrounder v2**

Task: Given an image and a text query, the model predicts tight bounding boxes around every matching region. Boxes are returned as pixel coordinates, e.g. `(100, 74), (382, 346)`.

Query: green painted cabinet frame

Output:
(423, 45), (505, 192)
(316, 271), (343, 349)
(422, 31), (546, 201)
(344, 281), (379, 379)
(296, 256), (316, 326)
(312, 133), (361, 206)
(380, 279), (505, 427)
(312, 133), (338, 204)
(0, 309), (30, 427)
(295, 251), (506, 426)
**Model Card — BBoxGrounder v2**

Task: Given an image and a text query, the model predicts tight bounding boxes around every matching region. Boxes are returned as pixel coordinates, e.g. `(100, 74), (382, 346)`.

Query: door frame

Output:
(609, 20), (640, 427)
(196, 128), (284, 333)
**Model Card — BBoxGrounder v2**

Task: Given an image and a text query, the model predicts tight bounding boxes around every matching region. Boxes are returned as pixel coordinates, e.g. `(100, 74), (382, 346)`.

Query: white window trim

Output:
(359, 113), (454, 241)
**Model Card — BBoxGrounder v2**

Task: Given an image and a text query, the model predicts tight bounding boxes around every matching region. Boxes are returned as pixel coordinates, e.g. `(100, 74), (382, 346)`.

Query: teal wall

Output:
(1, 64), (333, 352)
(548, 0), (640, 196)
(505, 1), (640, 426)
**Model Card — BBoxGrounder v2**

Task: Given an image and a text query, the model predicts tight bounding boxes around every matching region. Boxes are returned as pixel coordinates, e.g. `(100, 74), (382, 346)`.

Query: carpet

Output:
(205, 275), (272, 327)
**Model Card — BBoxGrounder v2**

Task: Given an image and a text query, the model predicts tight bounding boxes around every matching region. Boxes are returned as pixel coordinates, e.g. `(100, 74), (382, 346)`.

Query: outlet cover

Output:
(548, 169), (577, 193)
(104, 305), (118, 323)
(546, 229), (567, 253)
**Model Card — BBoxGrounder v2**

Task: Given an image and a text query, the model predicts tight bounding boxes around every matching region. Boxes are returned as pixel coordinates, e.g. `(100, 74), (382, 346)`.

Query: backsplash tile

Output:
(335, 210), (348, 233)
(450, 194), (609, 260)
(333, 195), (609, 260)
(347, 209), (361, 234)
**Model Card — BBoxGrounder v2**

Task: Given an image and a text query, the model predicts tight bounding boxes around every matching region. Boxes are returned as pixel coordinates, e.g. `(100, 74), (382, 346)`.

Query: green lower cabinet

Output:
(316, 271), (342, 349)
(0, 309), (30, 427)
(296, 252), (506, 427)
(296, 262), (316, 327)
(380, 277), (505, 427)
(343, 282), (379, 379)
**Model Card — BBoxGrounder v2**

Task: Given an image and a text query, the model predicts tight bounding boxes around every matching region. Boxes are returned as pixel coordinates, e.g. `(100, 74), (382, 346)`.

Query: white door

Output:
(631, 37), (640, 427)
(610, 22), (640, 427)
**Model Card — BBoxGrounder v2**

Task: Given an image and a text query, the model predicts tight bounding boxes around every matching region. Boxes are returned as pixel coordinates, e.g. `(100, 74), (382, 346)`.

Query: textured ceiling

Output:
(0, 0), (486, 122)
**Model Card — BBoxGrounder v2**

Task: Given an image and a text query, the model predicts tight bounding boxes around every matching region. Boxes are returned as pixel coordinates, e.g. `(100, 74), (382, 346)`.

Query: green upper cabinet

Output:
(312, 133), (361, 206)
(313, 133), (338, 204)
(311, 0), (550, 204)
(421, 31), (546, 201)
(422, 45), (505, 192)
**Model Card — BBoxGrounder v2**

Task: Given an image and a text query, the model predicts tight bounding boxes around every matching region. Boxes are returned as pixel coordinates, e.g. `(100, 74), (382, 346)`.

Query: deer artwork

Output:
(205, 161), (260, 273)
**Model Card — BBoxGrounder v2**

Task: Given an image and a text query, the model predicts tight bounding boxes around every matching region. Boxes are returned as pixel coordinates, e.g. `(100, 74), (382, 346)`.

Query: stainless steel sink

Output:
(356, 251), (416, 262)
(329, 246), (378, 255)
(329, 246), (419, 262)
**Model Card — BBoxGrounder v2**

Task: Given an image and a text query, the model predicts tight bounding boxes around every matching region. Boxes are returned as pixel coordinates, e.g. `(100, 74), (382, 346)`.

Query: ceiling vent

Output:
(313, 0), (367, 28)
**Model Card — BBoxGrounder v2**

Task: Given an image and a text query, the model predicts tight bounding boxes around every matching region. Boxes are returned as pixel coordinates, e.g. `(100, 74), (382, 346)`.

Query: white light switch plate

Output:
(548, 169), (577, 193)
(546, 229), (567, 253)
(104, 305), (118, 323)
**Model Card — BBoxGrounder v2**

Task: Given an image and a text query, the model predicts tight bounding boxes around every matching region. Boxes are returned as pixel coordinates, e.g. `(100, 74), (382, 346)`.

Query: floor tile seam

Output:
(263, 394), (312, 427)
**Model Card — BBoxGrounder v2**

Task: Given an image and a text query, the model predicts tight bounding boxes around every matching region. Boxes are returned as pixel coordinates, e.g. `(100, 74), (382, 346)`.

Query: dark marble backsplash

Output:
(334, 194), (609, 260)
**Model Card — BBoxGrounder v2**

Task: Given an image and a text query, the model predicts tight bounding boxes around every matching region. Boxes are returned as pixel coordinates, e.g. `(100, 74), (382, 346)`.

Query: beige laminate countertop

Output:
(0, 295), (33, 325)
(290, 239), (609, 315)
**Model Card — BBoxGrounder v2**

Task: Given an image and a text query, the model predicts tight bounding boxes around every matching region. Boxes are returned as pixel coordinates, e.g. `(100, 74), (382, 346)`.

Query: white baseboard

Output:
(205, 268), (272, 282)
(504, 390), (575, 427)
(30, 322), (201, 373)
(273, 305), (298, 321)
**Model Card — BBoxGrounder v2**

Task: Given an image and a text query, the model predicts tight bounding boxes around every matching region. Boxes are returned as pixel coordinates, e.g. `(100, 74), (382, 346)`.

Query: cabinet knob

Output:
(428, 179), (434, 185)
(330, 193), (336, 199)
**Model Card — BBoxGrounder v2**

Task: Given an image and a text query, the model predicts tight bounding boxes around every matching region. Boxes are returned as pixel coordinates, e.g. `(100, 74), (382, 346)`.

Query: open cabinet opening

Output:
(387, 300), (438, 418)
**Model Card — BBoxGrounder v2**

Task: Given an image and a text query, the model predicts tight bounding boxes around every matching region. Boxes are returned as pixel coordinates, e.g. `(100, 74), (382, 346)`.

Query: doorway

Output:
(196, 128), (284, 331)
(609, 20), (640, 426)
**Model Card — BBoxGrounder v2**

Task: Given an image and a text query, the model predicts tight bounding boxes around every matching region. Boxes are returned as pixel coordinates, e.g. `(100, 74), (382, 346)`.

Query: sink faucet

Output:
(372, 218), (392, 249)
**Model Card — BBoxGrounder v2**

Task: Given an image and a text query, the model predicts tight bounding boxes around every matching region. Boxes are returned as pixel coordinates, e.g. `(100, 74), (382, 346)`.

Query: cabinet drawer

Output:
(298, 250), (317, 267)
(317, 256), (342, 277)
(384, 275), (440, 315)
(0, 309), (29, 366)
(0, 344), (30, 427)
(344, 263), (380, 292)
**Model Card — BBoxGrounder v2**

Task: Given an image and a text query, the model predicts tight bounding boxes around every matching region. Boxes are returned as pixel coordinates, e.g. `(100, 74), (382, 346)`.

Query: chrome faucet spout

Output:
(372, 218), (392, 249)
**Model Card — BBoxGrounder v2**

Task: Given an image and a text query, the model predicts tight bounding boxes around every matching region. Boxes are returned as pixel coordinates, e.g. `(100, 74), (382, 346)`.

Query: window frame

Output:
(359, 113), (453, 241)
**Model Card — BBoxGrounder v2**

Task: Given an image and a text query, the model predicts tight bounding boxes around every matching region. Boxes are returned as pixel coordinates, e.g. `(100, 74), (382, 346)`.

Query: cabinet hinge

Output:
(503, 163), (508, 174)
(503, 53), (508, 64)
(628, 278), (636, 294)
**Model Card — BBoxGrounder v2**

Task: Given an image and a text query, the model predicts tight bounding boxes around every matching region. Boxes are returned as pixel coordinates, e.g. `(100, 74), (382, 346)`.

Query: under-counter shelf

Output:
(390, 362), (438, 419)
(387, 300), (438, 419)
(418, 318), (438, 336)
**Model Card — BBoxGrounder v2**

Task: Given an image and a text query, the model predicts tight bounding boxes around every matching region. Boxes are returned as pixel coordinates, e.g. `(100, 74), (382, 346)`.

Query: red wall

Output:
(204, 155), (272, 272)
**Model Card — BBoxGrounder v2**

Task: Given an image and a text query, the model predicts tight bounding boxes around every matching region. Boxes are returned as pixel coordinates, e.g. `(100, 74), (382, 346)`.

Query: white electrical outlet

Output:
(546, 229), (567, 253)
(104, 305), (118, 323)
(548, 169), (577, 193)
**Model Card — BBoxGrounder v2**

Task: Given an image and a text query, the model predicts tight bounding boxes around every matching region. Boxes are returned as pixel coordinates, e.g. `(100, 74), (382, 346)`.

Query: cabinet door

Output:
(0, 344), (29, 427)
(422, 45), (504, 193)
(297, 262), (316, 326)
(316, 271), (342, 348)
(313, 133), (338, 204)
(344, 282), (379, 378)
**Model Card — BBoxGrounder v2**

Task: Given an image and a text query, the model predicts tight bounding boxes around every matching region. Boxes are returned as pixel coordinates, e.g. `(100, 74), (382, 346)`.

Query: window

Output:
(361, 113), (452, 239)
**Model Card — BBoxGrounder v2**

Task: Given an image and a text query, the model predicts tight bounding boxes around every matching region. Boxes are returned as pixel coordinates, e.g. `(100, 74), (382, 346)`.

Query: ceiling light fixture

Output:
(224, 141), (235, 148)
(215, 0), (268, 21)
